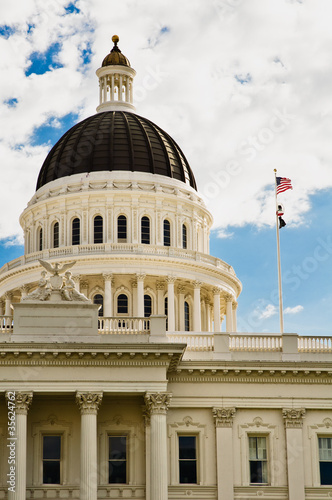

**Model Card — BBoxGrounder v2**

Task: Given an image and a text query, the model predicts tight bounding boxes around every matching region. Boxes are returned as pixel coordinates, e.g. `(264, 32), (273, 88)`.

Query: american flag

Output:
(276, 177), (292, 195)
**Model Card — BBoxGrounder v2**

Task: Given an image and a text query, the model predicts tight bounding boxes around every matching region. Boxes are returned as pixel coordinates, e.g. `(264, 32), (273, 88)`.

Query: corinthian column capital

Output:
(282, 408), (306, 428)
(144, 392), (172, 416)
(76, 392), (103, 415)
(212, 407), (236, 428)
(6, 391), (33, 415)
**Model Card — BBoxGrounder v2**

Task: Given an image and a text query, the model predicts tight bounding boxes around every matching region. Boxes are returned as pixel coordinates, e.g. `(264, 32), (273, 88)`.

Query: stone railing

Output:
(167, 332), (214, 351)
(0, 316), (13, 333)
(298, 336), (332, 352)
(98, 317), (150, 335)
(0, 243), (234, 276)
(229, 333), (282, 352)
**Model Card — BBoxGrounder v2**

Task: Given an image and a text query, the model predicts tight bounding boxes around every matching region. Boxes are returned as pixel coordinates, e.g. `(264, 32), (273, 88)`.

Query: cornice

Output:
(168, 362), (332, 384)
(0, 344), (185, 372)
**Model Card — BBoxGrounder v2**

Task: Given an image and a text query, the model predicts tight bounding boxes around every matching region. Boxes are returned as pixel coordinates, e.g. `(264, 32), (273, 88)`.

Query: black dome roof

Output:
(36, 111), (197, 190)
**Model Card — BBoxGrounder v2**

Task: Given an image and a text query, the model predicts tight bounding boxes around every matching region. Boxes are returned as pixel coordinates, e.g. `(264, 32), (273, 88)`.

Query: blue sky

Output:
(0, 0), (332, 335)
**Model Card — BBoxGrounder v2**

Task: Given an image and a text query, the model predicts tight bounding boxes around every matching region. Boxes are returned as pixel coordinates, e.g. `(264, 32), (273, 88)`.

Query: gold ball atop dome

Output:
(112, 35), (119, 44)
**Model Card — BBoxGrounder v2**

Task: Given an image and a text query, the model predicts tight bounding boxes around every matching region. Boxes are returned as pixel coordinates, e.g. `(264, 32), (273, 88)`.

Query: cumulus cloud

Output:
(1, 0), (332, 241)
(256, 304), (278, 320)
(284, 305), (304, 315)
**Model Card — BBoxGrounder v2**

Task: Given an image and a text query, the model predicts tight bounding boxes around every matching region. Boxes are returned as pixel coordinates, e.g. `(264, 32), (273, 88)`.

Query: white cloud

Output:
(257, 304), (278, 320)
(1, 0), (332, 241)
(284, 305), (304, 315)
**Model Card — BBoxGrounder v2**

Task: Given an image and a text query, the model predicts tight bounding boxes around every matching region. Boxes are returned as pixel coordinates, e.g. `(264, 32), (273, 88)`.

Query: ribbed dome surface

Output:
(36, 112), (197, 190)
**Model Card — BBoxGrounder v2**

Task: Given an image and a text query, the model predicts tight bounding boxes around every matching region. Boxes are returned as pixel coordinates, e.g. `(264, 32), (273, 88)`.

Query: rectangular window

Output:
(179, 435), (197, 484)
(249, 436), (268, 484)
(319, 437), (332, 485)
(109, 435), (127, 484)
(43, 435), (61, 484)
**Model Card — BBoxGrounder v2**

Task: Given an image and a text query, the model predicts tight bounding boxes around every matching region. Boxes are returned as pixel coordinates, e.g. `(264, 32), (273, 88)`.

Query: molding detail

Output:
(282, 408), (306, 428)
(6, 391), (33, 415)
(144, 392), (172, 415)
(76, 392), (103, 414)
(212, 407), (236, 428)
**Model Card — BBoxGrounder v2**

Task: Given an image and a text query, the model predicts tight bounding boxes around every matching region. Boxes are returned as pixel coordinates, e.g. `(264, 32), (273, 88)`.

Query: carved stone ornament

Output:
(223, 293), (233, 302)
(22, 260), (90, 303)
(212, 287), (221, 295)
(76, 392), (103, 414)
(136, 273), (146, 281)
(282, 408), (306, 428)
(166, 276), (176, 284)
(156, 281), (165, 290)
(212, 407), (236, 428)
(144, 392), (172, 416)
(6, 391), (33, 415)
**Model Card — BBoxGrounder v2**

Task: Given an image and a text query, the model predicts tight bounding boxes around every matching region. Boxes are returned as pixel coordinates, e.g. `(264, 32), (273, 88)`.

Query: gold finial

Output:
(112, 35), (119, 45)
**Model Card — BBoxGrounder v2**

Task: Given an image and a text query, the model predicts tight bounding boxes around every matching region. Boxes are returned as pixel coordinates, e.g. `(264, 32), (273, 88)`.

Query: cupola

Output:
(96, 35), (136, 113)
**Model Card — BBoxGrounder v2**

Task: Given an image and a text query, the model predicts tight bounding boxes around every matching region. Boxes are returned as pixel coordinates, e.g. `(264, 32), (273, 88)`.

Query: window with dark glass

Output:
(72, 218), (80, 245)
(43, 435), (61, 484)
(319, 437), (332, 485)
(144, 295), (152, 317)
(118, 215), (127, 241)
(117, 294), (128, 314)
(184, 301), (190, 331)
(94, 215), (103, 244)
(93, 294), (104, 317)
(163, 219), (171, 246)
(38, 228), (43, 251)
(141, 216), (150, 244)
(179, 436), (197, 484)
(53, 222), (59, 248)
(249, 436), (268, 484)
(164, 297), (168, 330)
(109, 436), (127, 484)
(182, 224), (187, 249)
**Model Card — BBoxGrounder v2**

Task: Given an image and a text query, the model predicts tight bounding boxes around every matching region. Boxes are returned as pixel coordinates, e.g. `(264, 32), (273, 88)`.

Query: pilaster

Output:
(213, 407), (236, 500)
(282, 408), (306, 500)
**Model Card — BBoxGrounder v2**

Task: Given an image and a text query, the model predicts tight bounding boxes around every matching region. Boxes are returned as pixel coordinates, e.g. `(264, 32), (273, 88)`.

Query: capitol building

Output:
(0, 36), (331, 500)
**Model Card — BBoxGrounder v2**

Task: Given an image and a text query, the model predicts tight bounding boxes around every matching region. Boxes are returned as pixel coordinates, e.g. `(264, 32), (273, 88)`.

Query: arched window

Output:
(164, 297), (168, 330)
(53, 222), (59, 248)
(141, 216), (150, 244)
(182, 224), (187, 249)
(184, 301), (190, 331)
(117, 294), (128, 314)
(93, 294), (104, 317)
(118, 215), (127, 241)
(72, 218), (80, 245)
(144, 295), (152, 318)
(94, 216), (103, 244)
(38, 227), (43, 251)
(163, 219), (171, 246)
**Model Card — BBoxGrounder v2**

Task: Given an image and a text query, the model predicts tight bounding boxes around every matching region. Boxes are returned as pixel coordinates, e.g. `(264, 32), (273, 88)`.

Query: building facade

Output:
(0, 36), (331, 500)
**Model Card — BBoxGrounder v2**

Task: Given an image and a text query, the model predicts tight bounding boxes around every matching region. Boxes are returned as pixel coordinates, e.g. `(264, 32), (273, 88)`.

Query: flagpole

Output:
(274, 169), (284, 334)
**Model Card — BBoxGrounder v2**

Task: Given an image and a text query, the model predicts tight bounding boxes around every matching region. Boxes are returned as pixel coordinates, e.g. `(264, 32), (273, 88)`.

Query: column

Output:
(136, 273), (146, 317)
(193, 281), (202, 332)
(131, 279), (138, 316)
(282, 408), (306, 500)
(76, 392), (103, 500)
(213, 407), (236, 500)
(7, 391), (33, 500)
(166, 276), (176, 332)
(232, 301), (238, 333)
(206, 301), (211, 332)
(144, 393), (171, 500)
(224, 293), (233, 332)
(213, 288), (221, 332)
(178, 285), (185, 331)
(5, 292), (12, 317)
(103, 274), (113, 317)
(103, 76), (107, 102)
(156, 282), (165, 315)
(142, 407), (151, 500)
